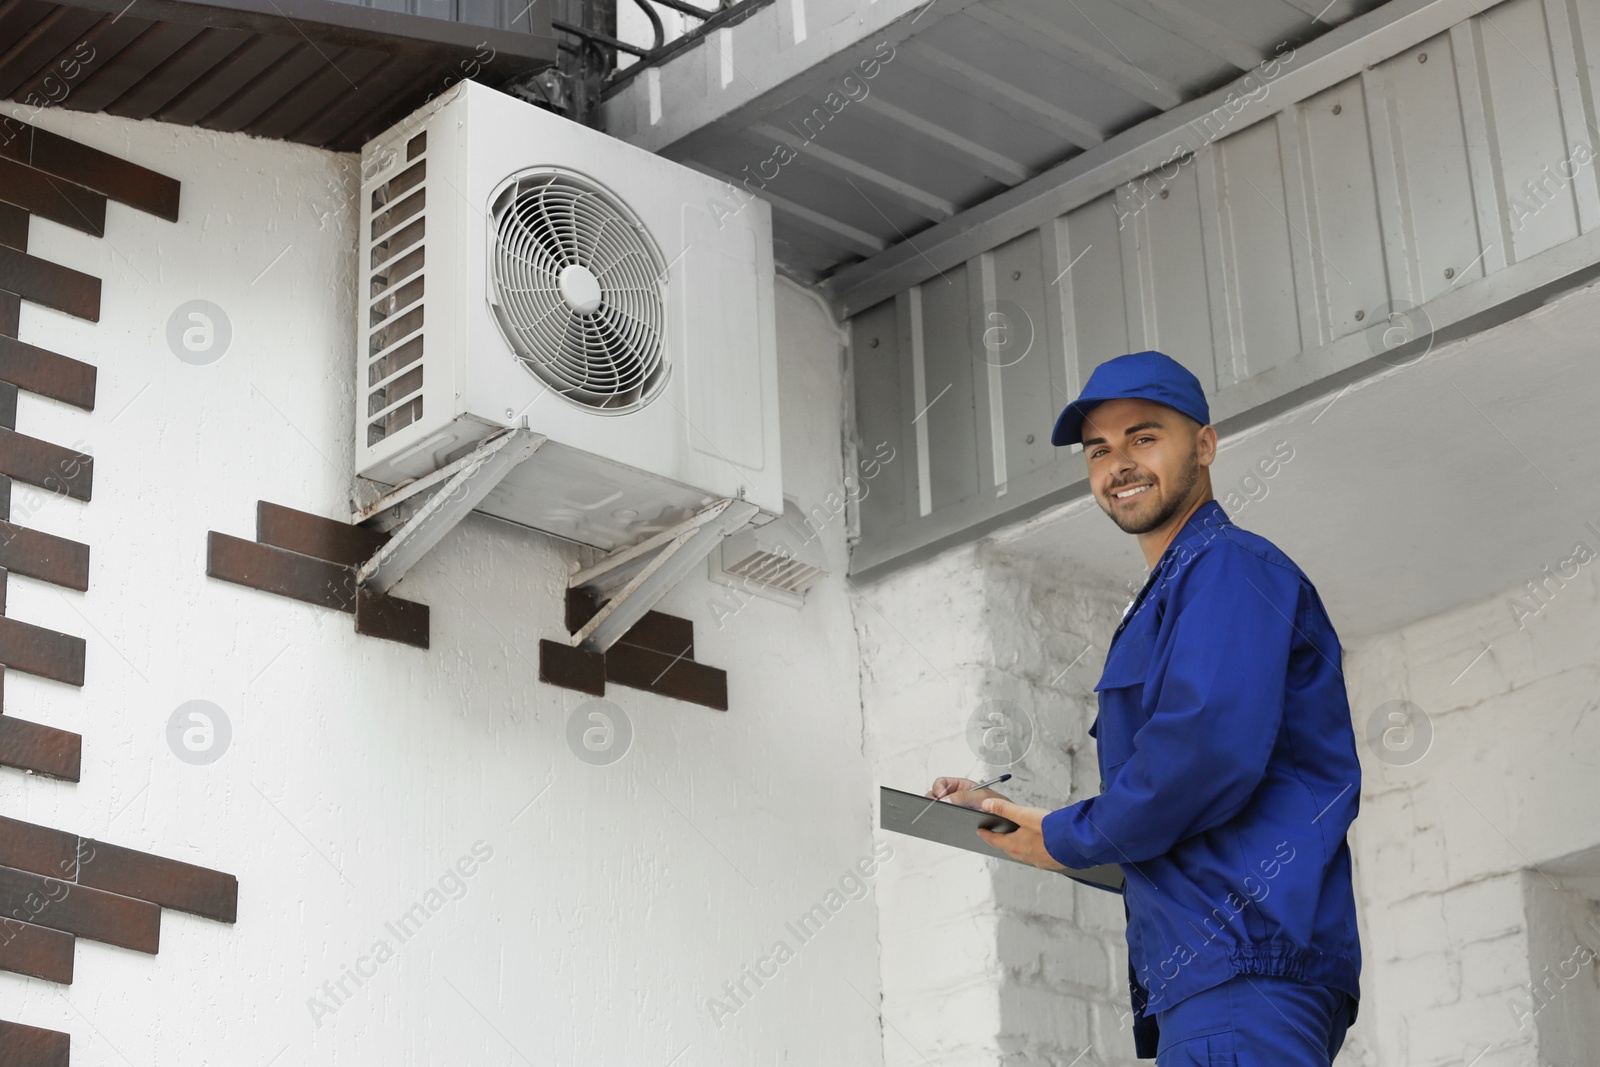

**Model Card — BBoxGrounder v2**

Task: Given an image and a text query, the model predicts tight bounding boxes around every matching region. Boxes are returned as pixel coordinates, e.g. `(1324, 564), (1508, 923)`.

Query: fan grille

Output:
(488, 170), (669, 413)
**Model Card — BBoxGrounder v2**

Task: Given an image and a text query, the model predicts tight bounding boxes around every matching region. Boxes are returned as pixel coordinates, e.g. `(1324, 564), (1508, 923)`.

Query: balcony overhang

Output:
(0, 0), (557, 151)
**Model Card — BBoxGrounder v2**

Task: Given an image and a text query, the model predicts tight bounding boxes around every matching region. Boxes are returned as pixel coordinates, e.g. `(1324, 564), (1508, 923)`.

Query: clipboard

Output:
(880, 786), (1125, 891)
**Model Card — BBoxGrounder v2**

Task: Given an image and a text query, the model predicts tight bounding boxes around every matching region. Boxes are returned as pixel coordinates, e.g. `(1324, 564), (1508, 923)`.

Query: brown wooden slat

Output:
(290, 50), (411, 149)
(564, 586), (600, 633)
(12, 12), (156, 109)
(0, 1017), (71, 1063)
(0, 113), (181, 222)
(0, 518), (89, 590)
(538, 638), (605, 697)
(616, 613), (694, 659)
(66, 20), (206, 113)
(0, 380), (16, 430)
(0, 291), (16, 337)
(200, 41), (339, 132)
(255, 501), (386, 567)
(0, 334), (96, 409)
(353, 585), (427, 649)
(0, 426), (93, 500)
(606, 643), (728, 710)
(322, 55), (463, 153)
(0, 715), (81, 780)
(0, 4), (71, 94)
(0, 202), (25, 250)
(44, 0), (556, 63)
(152, 30), (297, 126)
(0, 864), (160, 952)
(0, 816), (78, 879)
(0, 157), (105, 237)
(0, 476), (11, 522)
(79, 839), (237, 923)
(249, 45), (392, 141)
(0, 917), (75, 983)
(206, 531), (356, 612)
(105, 26), (251, 121)
(0, 245), (100, 322)
(0, 614), (86, 686)
(0, 5), (102, 97)
(0, 0), (55, 55)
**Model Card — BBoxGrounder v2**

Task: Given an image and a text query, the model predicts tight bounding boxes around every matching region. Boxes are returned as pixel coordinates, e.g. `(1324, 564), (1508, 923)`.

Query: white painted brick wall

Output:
(1345, 523), (1600, 1066)
(0, 101), (886, 1066)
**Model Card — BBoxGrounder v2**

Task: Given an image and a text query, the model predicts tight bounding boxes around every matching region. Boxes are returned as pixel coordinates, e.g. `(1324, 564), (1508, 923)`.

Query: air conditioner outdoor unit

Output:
(354, 80), (782, 553)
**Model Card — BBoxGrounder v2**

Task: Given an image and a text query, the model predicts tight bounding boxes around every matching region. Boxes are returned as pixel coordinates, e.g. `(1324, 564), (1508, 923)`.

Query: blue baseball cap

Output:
(1050, 350), (1210, 447)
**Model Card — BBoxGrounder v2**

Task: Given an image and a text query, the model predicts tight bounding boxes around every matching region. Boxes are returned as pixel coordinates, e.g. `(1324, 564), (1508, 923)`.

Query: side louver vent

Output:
(365, 130), (429, 447)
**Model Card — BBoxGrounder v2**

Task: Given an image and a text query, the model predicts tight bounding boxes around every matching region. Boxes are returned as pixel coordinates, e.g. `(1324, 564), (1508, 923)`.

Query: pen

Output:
(938, 772), (1011, 799)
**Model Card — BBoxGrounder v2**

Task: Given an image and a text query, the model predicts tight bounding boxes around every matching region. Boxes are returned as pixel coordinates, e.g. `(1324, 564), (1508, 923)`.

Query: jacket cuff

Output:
(1133, 1011), (1160, 1058)
(1041, 803), (1091, 869)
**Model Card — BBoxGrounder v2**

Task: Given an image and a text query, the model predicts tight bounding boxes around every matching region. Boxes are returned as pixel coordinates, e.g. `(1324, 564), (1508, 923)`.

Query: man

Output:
(928, 351), (1362, 1065)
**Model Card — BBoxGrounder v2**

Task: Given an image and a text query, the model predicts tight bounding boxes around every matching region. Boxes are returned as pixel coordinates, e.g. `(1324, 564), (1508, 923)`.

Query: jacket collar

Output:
(1112, 499), (1232, 643)
(1163, 498), (1233, 561)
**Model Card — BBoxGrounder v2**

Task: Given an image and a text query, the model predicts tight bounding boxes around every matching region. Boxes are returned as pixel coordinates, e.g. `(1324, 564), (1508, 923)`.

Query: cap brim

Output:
(1050, 397), (1108, 446)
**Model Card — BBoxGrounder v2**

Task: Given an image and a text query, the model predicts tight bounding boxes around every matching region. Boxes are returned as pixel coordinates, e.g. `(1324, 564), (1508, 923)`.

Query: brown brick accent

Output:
(0, 1018), (70, 1063)
(542, 587), (729, 710)
(0, 865), (161, 953)
(0, 245), (100, 322)
(207, 503), (429, 648)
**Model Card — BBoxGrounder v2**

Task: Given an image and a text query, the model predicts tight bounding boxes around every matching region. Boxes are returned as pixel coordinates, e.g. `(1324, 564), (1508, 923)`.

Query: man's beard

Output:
(1102, 448), (1201, 535)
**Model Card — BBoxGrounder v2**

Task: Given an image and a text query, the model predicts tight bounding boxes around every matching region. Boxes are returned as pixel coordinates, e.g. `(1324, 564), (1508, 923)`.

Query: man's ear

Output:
(1196, 424), (1218, 466)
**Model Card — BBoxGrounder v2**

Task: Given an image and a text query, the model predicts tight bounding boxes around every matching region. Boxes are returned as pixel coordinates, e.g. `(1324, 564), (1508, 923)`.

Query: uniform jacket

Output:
(1040, 499), (1362, 1058)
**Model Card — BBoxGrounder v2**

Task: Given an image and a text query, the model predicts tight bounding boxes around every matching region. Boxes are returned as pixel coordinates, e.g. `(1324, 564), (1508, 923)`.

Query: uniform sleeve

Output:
(1041, 546), (1299, 868)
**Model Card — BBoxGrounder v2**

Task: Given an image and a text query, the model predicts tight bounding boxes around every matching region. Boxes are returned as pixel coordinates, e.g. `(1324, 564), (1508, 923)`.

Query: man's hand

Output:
(975, 798), (1067, 871)
(925, 777), (1009, 810)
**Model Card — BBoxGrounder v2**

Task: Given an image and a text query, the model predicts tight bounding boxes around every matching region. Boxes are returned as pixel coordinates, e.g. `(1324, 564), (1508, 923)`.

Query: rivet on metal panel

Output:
(1025, 434), (1034, 444)
(1355, 310), (1366, 321)
(1444, 267), (1455, 279)
(1160, 190), (1169, 199)
(1011, 270), (1021, 280)
(1332, 104), (1342, 115)
(1419, 53), (1428, 63)
(869, 338), (879, 348)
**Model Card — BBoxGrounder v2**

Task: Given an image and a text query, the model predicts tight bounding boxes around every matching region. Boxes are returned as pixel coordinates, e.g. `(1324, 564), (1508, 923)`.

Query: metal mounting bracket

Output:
(569, 496), (760, 654)
(355, 427), (548, 593)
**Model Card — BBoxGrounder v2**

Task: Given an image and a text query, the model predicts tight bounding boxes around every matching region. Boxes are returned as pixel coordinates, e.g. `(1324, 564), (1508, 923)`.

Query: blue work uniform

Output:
(1040, 499), (1362, 1061)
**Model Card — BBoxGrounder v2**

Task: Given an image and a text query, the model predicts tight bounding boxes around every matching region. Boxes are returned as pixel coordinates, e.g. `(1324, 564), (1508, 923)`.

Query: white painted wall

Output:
(0, 101), (886, 1066)
(1343, 543), (1600, 1067)
(857, 537), (1141, 1067)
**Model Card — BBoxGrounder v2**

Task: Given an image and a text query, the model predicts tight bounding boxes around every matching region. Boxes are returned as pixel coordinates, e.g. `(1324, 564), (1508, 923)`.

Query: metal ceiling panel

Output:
(604, 0), (1387, 282)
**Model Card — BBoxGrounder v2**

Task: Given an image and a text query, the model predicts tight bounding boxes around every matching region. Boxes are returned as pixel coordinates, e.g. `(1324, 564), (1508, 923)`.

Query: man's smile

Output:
(1113, 482), (1154, 501)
